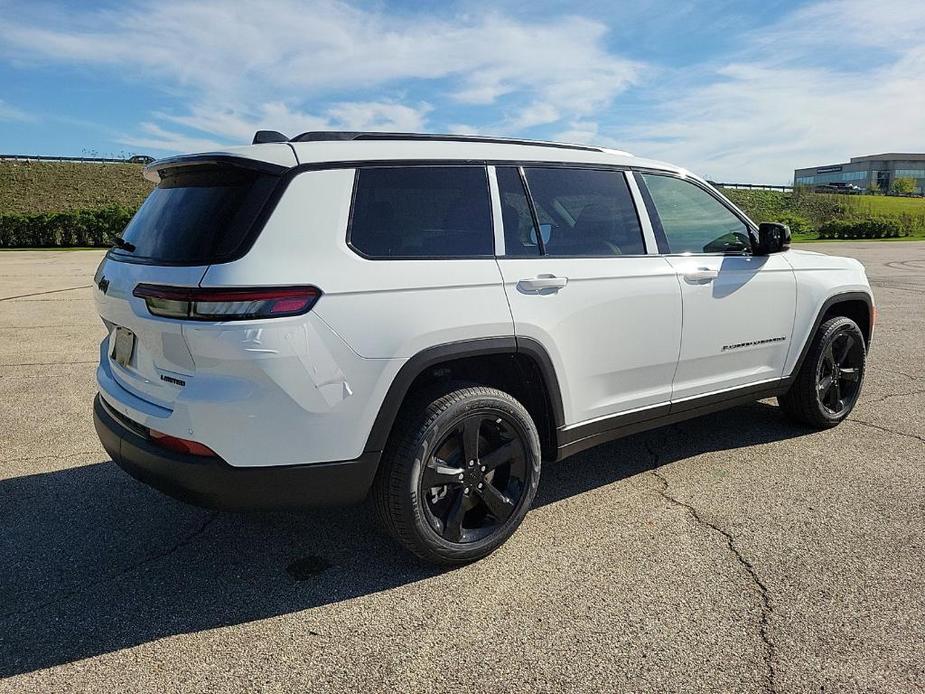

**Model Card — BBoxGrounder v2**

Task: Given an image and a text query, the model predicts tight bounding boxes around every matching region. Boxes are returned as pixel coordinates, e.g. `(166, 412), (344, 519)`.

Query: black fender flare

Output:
(363, 336), (565, 454)
(785, 291), (873, 383)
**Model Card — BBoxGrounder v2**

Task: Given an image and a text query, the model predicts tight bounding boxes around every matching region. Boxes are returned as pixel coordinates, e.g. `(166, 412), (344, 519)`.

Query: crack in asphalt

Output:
(644, 439), (777, 694)
(849, 418), (925, 444)
(880, 369), (924, 382)
(0, 359), (98, 367)
(0, 324), (92, 329)
(862, 387), (925, 405)
(0, 285), (91, 302)
(0, 512), (219, 622)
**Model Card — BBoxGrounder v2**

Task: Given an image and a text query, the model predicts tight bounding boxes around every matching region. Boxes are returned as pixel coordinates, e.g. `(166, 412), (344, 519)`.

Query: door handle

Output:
(517, 275), (568, 291)
(681, 268), (719, 283)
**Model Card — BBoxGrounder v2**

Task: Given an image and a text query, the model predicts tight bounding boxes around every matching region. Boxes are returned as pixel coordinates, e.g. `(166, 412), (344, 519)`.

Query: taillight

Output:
(149, 428), (218, 457)
(133, 284), (321, 320)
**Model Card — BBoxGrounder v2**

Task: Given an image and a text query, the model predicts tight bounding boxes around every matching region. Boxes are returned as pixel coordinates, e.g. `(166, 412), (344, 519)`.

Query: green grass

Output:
(0, 246), (104, 251)
(849, 195), (925, 216)
(0, 159), (153, 214)
(721, 188), (925, 240)
(2, 159), (923, 242)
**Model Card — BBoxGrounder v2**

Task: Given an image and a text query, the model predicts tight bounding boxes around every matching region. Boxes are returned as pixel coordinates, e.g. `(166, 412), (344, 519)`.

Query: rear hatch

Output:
(95, 157), (287, 409)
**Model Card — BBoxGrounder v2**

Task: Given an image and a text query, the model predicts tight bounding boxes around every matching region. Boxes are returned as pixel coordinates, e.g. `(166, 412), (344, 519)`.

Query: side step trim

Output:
(555, 379), (789, 461)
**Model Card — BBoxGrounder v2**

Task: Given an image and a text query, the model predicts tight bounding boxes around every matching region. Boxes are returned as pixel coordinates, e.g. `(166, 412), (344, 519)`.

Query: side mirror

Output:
(756, 222), (791, 255)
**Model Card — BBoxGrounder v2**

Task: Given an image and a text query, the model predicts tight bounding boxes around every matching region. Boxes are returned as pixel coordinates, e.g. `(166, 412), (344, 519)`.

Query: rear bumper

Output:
(93, 394), (380, 510)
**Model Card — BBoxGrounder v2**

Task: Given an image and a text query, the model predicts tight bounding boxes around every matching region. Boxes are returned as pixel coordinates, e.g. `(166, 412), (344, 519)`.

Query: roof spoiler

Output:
(142, 153), (290, 183)
(253, 130), (289, 144)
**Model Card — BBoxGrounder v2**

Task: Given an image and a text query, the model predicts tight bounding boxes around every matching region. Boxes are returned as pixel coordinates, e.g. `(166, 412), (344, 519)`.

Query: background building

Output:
(794, 153), (925, 192)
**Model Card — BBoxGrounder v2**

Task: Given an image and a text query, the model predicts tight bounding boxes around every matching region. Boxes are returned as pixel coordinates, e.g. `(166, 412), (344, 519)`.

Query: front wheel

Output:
(778, 316), (867, 428)
(373, 385), (541, 565)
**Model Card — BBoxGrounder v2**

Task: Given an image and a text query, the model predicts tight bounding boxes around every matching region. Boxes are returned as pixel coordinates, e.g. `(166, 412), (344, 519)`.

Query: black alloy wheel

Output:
(419, 413), (527, 544)
(373, 385), (542, 565)
(778, 316), (867, 428)
(816, 328), (864, 417)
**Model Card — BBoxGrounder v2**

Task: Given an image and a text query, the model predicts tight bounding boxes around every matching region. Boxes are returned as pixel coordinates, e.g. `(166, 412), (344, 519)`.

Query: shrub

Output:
(895, 211), (925, 236)
(0, 205), (133, 248)
(891, 177), (916, 195)
(772, 212), (813, 236)
(817, 217), (906, 240)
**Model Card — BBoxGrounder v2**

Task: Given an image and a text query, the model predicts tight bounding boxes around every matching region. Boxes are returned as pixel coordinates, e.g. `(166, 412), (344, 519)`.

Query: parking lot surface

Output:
(1, 243), (923, 693)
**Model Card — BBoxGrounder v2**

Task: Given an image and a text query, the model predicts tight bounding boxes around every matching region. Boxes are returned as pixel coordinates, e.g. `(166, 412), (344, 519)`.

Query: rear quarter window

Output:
(114, 166), (278, 264)
(348, 166), (494, 258)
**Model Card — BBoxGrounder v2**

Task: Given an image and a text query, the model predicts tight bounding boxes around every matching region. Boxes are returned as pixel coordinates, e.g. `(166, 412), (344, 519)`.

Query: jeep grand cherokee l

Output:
(93, 131), (874, 564)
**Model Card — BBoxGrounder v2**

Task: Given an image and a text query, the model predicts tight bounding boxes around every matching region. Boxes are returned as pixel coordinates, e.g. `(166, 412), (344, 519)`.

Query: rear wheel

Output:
(373, 385), (541, 565)
(778, 316), (866, 428)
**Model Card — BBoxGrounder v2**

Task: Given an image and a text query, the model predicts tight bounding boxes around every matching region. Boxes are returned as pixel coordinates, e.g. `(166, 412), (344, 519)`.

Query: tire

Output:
(372, 384), (542, 565)
(778, 316), (866, 428)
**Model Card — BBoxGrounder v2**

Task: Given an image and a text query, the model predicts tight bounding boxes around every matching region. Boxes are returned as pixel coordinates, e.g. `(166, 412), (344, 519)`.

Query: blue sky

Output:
(1, 0), (923, 182)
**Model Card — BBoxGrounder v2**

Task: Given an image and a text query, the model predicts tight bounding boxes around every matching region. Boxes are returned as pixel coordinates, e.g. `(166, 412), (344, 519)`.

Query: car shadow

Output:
(0, 401), (812, 677)
(711, 255), (769, 299)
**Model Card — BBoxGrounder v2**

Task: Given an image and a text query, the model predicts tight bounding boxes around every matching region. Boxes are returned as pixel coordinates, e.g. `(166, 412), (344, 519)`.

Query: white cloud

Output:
(117, 123), (226, 153)
(1, 0), (642, 151)
(508, 102), (561, 130)
(555, 120), (605, 147)
(0, 100), (31, 122)
(120, 100), (432, 152)
(606, 0), (925, 183)
(323, 101), (430, 132)
(7, 0), (919, 180)
(445, 123), (482, 136)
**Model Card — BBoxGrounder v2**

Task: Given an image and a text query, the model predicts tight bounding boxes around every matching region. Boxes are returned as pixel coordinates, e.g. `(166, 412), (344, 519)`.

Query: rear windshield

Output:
(114, 166), (278, 264)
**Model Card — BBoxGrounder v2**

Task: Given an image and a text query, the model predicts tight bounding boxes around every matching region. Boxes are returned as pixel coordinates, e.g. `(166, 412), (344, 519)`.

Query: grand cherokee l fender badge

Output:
(722, 336), (786, 352)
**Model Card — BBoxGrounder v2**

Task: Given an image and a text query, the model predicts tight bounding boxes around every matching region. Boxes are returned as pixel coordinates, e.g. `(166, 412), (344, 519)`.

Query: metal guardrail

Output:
(712, 182), (794, 192)
(0, 154), (153, 164)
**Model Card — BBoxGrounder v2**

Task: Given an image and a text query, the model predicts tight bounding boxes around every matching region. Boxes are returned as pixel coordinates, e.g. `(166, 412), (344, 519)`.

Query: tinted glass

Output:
(116, 167), (277, 264)
(496, 167), (540, 256)
(350, 166), (493, 258)
(640, 174), (751, 254)
(522, 168), (644, 256)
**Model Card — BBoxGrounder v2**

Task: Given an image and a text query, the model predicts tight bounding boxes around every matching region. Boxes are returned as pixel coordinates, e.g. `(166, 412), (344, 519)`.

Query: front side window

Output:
(508, 167), (645, 257)
(639, 174), (752, 254)
(349, 166), (493, 258)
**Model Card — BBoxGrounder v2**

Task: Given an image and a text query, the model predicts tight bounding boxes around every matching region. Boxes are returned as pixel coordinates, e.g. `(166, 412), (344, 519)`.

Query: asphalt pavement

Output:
(0, 242), (923, 693)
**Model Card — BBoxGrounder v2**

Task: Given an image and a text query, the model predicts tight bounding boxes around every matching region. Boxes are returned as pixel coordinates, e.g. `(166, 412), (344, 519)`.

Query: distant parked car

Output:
(815, 182), (863, 194)
(128, 155), (155, 165)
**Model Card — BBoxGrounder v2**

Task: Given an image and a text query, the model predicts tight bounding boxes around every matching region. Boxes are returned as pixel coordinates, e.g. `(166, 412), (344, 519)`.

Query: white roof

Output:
(145, 136), (691, 182)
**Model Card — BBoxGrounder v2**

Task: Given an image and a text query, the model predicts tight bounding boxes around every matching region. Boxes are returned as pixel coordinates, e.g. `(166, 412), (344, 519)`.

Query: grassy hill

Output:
(721, 187), (925, 240)
(0, 159), (153, 214)
(1, 158), (923, 244)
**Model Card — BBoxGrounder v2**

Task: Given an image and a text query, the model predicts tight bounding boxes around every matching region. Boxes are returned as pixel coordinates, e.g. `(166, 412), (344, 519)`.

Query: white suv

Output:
(93, 131), (874, 564)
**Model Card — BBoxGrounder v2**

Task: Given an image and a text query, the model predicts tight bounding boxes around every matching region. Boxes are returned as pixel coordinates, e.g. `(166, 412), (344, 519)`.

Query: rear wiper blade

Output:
(112, 236), (136, 253)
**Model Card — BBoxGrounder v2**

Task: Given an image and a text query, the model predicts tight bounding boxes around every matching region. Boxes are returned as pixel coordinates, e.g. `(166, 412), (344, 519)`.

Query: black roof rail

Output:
(289, 131), (604, 153)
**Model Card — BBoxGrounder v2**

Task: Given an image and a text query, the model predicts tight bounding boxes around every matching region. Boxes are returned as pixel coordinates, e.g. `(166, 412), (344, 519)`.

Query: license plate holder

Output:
(112, 327), (136, 368)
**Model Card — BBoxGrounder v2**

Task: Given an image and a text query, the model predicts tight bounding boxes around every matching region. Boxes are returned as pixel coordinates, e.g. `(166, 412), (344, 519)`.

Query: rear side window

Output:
(116, 166), (278, 264)
(507, 167), (644, 257)
(349, 166), (493, 258)
(639, 174), (751, 254)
